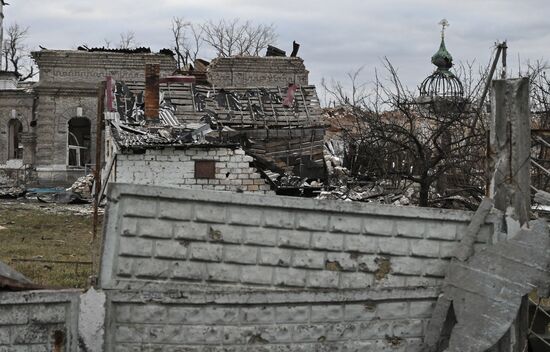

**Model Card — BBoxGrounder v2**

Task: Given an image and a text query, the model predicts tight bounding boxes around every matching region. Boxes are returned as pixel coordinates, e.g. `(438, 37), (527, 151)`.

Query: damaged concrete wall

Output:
(207, 56), (309, 87)
(0, 288), (106, 352)
(114, 147), (272, 193)
(105, 288), (437, 351)
(98, 183), (497, 351)
(0, 290), (80, 351)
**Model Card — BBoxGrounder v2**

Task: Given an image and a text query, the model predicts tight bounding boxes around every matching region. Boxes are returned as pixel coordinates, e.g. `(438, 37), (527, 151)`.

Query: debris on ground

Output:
(38, 191), (90, 205)
(0, 185), (26, 198)
(67, 174), (94, 198)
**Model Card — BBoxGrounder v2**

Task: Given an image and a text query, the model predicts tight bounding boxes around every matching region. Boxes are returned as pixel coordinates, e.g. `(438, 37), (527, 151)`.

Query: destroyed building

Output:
(0, 45), (325, 193)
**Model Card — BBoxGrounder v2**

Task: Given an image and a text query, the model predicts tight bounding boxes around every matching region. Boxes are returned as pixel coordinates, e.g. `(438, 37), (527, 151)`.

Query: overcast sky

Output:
(4, 0), (550, 100)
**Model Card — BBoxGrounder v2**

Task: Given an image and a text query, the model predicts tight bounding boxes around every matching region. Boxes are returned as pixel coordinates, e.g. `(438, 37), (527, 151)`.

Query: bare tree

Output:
(2, 23), (37, 81)
(118, 31), (138, 49)
(171, 17), (203, 70)
(526, 61), (550, 191)
(323, 60), (488, 207)
(201, 19), (277, 57)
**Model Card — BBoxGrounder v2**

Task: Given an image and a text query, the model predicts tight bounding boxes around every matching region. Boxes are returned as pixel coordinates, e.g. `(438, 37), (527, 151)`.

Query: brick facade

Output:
(113, 147), (272, 193)
(207, 56), (309, 87)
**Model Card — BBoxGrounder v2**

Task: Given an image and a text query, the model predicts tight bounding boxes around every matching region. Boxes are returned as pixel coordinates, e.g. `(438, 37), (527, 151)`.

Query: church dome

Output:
(419, 21), (464, 99)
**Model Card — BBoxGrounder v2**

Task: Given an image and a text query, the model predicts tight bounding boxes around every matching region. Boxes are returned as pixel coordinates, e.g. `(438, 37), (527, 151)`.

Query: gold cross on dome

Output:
(439, 19), (449, 39)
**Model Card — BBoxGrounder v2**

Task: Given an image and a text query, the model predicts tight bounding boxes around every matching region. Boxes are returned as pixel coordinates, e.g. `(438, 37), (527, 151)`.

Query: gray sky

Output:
(4, 0), (550, 100)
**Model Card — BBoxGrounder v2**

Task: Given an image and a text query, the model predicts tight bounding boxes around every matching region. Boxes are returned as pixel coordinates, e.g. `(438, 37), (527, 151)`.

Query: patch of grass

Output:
(0, 202), (101, 288)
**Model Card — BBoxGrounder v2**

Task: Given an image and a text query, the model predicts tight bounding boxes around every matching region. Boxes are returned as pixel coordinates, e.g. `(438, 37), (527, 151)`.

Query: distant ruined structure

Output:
(0, 47), (317, 187)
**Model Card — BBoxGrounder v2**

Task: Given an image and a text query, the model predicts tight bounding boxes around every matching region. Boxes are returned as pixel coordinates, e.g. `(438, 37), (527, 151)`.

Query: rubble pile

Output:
(317, 184), (414, 205)
(0, 185), (26, 198)
(0, 171), (25, 198)
(67, 174), (94, 198)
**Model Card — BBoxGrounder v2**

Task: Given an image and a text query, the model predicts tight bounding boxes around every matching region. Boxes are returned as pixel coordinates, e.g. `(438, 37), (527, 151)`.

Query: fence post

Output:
(489, 77), (531, 226)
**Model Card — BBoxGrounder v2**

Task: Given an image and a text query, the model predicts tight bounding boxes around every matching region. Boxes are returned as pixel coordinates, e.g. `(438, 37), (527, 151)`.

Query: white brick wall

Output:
(114, 147), (272, 193)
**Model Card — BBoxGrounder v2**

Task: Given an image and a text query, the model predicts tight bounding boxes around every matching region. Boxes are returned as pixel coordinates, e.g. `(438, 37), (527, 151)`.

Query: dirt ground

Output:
(0, 199), (102, 288)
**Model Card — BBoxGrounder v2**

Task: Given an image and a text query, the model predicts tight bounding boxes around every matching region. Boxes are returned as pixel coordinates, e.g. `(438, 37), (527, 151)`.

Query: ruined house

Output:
(0, 45), (324, 191)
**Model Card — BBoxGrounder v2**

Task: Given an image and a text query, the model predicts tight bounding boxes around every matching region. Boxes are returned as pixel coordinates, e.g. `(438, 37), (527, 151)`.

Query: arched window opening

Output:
(8, 119), (23, 160)
(67, 117), (91, 167)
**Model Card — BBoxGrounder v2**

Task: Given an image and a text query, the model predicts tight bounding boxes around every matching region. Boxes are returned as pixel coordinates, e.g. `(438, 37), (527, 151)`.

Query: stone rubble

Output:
(66, 174), (94, 199)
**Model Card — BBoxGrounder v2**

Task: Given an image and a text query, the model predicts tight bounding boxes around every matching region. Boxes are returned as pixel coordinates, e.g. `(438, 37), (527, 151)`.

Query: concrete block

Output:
(423, 259), (448, 277)
(330, 215), (362, 233)
(122, 197), (157, 218)
(243, 227), (278, 246)
(155, 240), (188, 259)
(345, 234), (378, 254)
(263, 210), (295, 229)
(363, 216), (395, 236)
(0, 305), (29, 324)
(273, 267), (307, 287)
(209, 224), (243, 243)
(241, 306), (275, 324)
(296, 212), (329, 231)
(202, 306), (239, 324)
(375, 302), (409, 319)
(0, 328), (9, 344)
(311, 232), (344, 251)
(116, 258), (133, 277)
(425, 221), (457, 241)
(292, 250), (325, 269)
(119, 237), (153, 257)
(344, 303), (377, 321)
(310, 305), (344, 323)
(378, 237), (410, 256)
(405, 276), (443, 287)
(131, 304), (167, 324)
(206, 263), (240, 282)
(138, 219), (173, 239)
(221, 326), (256, 345)
(392, 319), (424, 338)
(29, 304), (66, 324)
(174, 222), (209, 241)
(241, 265), (273, 285)
(172, 261), (205, 281)
(390, 257), (424, 276)
(228, 206), (263, 226)
(166, 306), (203, 324)
(292, 324), (327, 343)
(307, 270), (339, 288)
(395, 219), (425, 238)
(224, 245), (257, 264)
(133, 259), (172, 278)
(326, 252), (357, 271)
(278, 229), (310, 249)
(261, 324), (293, 343)
(439, 241), (457, 259)
(340, 272), (374, 289)
(158, 200), (192, 220)
(410, 239), (440, 258)
(408, 301), (436, 318)
(258, 248), (292, 266)
(195, 203), (226, 223)
(11, 325), (51, 344)
(275, 305), (310, 323)
(190, 243), (223, 262)
(120, 217), (138, 236)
